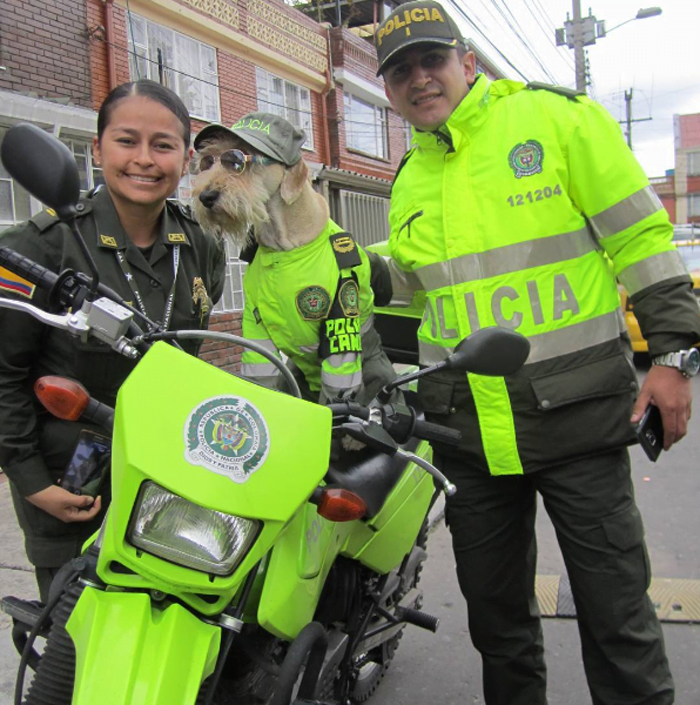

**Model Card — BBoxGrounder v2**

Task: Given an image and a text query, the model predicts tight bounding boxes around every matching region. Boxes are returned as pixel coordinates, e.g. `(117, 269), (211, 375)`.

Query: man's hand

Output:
(631, 365), (693, 450)
(26, 485), (102, 522)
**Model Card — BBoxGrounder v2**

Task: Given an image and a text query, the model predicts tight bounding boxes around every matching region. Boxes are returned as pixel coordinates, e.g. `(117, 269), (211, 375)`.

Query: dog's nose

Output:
(199, 189), (220, 209)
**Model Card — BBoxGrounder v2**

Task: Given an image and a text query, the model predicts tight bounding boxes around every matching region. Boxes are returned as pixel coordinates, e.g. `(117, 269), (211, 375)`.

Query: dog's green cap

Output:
(375, 0), (464, 76)
(193, 112), (306, 166)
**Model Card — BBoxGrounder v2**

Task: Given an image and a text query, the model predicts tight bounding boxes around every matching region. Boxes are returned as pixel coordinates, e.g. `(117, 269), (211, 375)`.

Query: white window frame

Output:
(214, 239), (247, 313)
(689, 194), (700, 218)
(256, 68), (314, 149)
(404, 120), (414, 152)
(126, 13), (221, 124)
(343, 92), (387, 160)
(688, 152), (700, 177)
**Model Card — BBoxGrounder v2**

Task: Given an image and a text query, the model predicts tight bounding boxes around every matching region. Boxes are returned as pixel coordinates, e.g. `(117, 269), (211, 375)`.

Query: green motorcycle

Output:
(0, 123), (530, 705)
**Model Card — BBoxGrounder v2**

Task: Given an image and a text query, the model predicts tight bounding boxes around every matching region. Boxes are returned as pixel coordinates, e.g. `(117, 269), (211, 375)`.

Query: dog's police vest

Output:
(240, 220), (374, 403)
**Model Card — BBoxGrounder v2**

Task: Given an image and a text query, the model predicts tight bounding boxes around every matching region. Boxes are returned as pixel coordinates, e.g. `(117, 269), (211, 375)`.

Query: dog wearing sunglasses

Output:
(191, 112), (396, 416)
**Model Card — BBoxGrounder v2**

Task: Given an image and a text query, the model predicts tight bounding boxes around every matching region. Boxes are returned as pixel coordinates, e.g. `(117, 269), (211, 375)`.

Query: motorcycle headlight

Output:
(128, 482), (259, 576)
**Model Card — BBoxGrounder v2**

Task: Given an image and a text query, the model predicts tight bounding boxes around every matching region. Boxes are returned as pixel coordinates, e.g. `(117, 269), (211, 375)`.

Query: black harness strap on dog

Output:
(319, 232), (363, 360)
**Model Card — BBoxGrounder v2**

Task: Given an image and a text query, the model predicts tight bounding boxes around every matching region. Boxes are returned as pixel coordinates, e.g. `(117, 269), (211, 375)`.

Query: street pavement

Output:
(0, 360), (699, 704)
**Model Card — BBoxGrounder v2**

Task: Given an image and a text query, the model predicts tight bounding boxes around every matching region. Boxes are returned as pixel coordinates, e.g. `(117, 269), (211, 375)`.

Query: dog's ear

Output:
(279, 159), (308, 205)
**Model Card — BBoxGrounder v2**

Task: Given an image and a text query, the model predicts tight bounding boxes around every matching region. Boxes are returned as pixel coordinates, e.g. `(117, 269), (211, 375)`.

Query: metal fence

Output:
(338, 190), (390, 247)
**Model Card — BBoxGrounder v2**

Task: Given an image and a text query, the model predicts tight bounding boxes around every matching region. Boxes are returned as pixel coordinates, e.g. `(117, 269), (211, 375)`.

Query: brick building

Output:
(0, 0), (504, 371)
(650, 112), (700, 229)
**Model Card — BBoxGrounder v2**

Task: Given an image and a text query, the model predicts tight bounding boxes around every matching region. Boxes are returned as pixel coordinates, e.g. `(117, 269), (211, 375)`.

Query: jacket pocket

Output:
(530, 353), (637, 411)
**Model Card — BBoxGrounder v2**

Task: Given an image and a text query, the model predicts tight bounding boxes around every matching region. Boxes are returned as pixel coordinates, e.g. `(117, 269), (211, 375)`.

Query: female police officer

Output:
(0, 79), (225, 602)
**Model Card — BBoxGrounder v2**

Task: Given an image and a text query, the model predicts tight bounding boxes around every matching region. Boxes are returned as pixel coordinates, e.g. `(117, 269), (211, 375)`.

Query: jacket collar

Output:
(412, 75), (525, 152)
(93, 188), (191, 262)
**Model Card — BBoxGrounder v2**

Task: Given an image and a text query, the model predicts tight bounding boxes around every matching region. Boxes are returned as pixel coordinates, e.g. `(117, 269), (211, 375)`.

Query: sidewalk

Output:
(0, 478), (36, 704)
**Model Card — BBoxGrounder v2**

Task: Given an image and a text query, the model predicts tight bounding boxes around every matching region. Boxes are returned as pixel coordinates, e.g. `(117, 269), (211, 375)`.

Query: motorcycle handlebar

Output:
(0, 246), (59, 292)
(411, 418), (462, 446)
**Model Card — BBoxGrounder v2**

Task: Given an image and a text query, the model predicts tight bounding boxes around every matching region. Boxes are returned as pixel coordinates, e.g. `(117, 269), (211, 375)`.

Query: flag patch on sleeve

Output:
(0, 266), (36, 299)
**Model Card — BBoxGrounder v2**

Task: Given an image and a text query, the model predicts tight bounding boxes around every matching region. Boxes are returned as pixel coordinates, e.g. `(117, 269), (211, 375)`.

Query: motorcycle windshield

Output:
(111, 342), (332, 522)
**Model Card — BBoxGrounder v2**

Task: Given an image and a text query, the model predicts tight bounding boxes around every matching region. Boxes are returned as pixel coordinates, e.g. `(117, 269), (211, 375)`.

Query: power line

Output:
(445, 0), (532, 82)
(488, 0), (557, 82)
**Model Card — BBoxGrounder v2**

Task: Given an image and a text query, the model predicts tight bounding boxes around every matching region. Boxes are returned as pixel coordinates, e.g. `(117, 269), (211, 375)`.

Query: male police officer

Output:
(373, 2), (700, 703)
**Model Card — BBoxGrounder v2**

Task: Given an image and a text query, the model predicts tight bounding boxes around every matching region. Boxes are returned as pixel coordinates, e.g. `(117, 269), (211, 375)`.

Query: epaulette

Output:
(392, 147), (415, 192)
(168, 199), (197, 223)
(526, 81), (585, 100)
(329, 232), (362, 270)
(28, 208), (61, 233)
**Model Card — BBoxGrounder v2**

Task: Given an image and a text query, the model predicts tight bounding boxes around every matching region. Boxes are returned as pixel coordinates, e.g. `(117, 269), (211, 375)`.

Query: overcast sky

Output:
(450, 0), (700, 177)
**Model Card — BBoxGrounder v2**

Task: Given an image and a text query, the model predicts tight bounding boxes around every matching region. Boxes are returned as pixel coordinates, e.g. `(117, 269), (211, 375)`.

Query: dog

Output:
(191, 112), (397, 410)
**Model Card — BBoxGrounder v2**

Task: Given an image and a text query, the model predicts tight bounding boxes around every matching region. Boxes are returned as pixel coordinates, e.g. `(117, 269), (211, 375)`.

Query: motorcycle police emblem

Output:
(508, 140), (544, 178)
(185, 396), (270, 483)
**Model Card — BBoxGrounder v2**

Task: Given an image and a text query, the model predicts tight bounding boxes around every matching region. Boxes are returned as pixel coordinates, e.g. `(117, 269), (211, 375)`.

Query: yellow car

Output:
(621, 241), (700, 353)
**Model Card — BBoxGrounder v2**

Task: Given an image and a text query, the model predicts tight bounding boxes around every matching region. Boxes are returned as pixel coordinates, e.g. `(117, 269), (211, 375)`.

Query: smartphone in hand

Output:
(60, 429), (111, 496)
(635, 404), (664, 462)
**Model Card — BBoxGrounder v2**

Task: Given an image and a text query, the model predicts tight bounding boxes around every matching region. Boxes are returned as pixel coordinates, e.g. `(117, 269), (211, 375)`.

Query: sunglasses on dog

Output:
(198, 149), (276, 175)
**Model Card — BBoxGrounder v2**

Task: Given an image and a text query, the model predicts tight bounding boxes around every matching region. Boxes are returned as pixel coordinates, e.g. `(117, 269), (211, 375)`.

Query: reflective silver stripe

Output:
(414, 227), (598, 292)
(617, 250), (690, 296)
(387, 257), (422, 305)
(327, 352), (358, 367)
(300, 344), (319, 353)
(247, 338), (278, 353)
(525, 311), (622, 363)
(417, 311), (623, 367)
(241, 362), (280, 378)
(361, 314), (374, 334)
(321, 368), (363, 389)
(589, 186), (663, 239)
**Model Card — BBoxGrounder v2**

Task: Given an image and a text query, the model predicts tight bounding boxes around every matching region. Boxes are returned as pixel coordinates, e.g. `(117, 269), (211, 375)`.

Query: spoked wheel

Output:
(348, 519), (429, 703)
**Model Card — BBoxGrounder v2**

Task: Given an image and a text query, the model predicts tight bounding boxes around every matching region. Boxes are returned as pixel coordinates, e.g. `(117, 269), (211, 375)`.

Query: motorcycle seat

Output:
(324, 435), (422, 520)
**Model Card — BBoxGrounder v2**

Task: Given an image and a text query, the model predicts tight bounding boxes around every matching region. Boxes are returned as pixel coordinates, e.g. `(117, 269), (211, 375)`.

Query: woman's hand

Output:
(26, 485), (102, 523)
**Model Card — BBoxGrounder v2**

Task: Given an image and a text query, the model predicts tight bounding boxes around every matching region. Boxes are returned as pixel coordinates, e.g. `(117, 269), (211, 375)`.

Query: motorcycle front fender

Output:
(66, 587), (221, 705)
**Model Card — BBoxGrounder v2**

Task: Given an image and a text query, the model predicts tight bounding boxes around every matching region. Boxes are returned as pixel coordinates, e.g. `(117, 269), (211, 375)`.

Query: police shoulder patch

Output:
(296, 285), (331, 321)
(0, 266), (36, 299)
(338, 279), (360, 318)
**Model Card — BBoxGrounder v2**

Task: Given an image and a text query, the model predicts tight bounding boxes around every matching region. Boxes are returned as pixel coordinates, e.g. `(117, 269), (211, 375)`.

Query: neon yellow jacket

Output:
(241, 220), (377, 403)
(388, 76), (700, 475)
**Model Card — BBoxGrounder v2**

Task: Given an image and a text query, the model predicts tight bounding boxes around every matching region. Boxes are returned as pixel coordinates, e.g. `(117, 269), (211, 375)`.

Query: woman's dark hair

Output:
(97, 79), (191, 147)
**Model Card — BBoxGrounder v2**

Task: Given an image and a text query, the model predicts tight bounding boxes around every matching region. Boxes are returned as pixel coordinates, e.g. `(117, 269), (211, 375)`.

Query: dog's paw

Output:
(341, 435), (366, 452)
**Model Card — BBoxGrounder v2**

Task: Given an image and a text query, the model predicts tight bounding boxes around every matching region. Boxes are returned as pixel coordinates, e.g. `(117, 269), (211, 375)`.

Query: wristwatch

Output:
(651, 348), (700, 378)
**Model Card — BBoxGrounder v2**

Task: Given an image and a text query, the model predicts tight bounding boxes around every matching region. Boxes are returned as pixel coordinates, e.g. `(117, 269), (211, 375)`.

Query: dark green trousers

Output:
(438, 448), (674, 705)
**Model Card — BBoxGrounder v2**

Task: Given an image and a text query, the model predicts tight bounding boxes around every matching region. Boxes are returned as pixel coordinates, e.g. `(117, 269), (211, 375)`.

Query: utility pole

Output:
(572, 0), (586, 93)
(556, 5), (662, 95)
(621, 88), (652, 150)
(555, 0), (597, 93)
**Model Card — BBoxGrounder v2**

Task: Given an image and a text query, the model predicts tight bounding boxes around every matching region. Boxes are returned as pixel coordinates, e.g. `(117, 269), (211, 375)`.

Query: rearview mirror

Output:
(445, 327), (530, 376)
(1, 122), (80, 220)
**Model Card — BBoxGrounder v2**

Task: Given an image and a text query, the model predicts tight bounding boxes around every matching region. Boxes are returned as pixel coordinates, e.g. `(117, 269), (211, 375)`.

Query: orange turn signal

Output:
(34, 376), (90, 421)
(317, 488), (367, 522)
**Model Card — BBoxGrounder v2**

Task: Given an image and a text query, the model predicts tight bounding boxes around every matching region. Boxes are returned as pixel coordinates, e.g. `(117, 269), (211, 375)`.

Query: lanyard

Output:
(115, 245), (180, 331)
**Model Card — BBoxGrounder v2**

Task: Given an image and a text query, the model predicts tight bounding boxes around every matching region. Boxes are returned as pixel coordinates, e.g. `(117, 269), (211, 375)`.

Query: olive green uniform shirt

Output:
(0, 187), (225, 565)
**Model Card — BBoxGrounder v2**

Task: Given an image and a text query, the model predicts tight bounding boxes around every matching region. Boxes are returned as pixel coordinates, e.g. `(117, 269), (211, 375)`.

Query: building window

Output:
(689, 194), (700, 218)
(688, 152), (700, 177)
(0, 129), (32, 227)
(256, 68), (314, 149)
(343, 93), (387, 159)
(60, 137), (104, 191)
(214, 239), (247, 313)
(127, 13), (220, 124)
